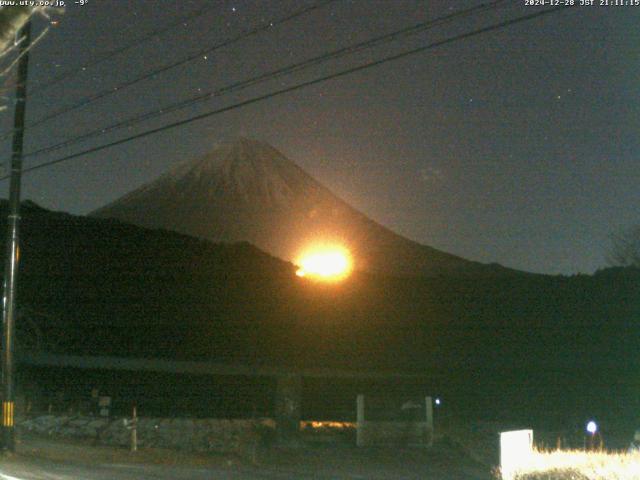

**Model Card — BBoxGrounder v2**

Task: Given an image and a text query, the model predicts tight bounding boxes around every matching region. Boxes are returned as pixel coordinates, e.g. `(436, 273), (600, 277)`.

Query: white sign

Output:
(500, 429), (533, 480)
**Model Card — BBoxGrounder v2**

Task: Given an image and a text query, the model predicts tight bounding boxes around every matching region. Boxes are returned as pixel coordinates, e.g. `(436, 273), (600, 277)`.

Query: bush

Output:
(515, 468), (589, 480)
(504, 449), (640, 480)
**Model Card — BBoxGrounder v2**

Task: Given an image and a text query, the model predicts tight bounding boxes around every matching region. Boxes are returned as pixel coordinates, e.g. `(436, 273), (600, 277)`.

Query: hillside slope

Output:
(3, 202), (639, 424)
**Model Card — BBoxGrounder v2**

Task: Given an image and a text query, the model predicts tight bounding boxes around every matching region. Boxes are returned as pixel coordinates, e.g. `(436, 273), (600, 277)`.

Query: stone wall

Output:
(17, 414), (276, 453)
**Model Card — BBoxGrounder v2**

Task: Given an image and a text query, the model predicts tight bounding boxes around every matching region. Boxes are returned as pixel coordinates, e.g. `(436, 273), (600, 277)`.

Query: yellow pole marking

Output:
(2, 401), (14, 427)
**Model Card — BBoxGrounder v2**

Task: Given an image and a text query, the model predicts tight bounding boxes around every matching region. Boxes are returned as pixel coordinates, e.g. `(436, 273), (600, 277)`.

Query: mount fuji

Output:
(92, 138), (505, 276)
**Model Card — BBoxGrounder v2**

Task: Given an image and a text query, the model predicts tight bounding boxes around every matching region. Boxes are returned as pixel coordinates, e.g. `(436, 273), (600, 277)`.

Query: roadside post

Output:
(425, 396), (433, 447)
(123, 405), (138, 452)
(356, 394), (365, 447)
(130, 405), (137, 452)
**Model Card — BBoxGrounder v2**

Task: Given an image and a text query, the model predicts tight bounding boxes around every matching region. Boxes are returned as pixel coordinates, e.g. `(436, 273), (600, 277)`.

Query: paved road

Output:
(1, 435), (492, 479)
(1, 459), (307, 480)
(0, 455), (489, 480)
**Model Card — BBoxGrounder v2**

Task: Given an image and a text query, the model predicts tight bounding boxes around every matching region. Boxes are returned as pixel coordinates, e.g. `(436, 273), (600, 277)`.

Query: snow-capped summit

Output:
(92, 138), (494, 276)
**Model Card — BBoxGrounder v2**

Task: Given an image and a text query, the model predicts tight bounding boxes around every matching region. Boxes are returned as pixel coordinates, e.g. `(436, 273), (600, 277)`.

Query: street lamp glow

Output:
(586, 421), (597, 434)
(296, 246), (352, 281)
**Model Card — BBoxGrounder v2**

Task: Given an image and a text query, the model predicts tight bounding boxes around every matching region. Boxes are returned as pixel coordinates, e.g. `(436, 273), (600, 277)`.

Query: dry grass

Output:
(510, 449), (640, 480)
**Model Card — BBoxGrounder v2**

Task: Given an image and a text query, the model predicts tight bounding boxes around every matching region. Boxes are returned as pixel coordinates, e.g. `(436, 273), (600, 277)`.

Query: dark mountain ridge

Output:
(92, 138), (513, 277)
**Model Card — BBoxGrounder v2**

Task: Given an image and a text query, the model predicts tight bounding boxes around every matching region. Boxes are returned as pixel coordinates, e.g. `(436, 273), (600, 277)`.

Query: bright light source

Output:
(586, 420), (597, 434)
(296, 245), (352, 281)
(435, 398), (441, 406)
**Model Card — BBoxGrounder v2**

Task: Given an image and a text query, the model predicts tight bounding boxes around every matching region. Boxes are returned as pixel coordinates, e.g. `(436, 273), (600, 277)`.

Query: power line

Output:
(1, 5), (571, 181)
(28, 2), (219, 96)
(0, 0), (338, 140)
(25, 0), (509, 159)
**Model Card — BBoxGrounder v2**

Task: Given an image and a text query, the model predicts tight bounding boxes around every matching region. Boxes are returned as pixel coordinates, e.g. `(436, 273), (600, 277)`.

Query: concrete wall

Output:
(357, 421), (432, 446)
(17, 414), (275, 453)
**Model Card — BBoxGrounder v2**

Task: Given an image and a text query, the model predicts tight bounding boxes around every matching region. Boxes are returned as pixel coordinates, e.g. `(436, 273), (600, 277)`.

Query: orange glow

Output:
(300, 421), (356, 430)
(295, 245), (352, 281)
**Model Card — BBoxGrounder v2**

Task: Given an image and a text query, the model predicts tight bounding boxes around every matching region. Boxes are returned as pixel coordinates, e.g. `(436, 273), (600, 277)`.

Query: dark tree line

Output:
(608, 225), (640, 268)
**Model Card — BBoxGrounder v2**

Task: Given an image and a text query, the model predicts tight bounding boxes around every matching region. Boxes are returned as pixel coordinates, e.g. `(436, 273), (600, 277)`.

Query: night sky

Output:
(0, 0), (638, 275)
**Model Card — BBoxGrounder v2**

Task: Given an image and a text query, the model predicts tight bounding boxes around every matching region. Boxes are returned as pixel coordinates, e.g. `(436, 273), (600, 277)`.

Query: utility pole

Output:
(1, 19), (32, 452)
